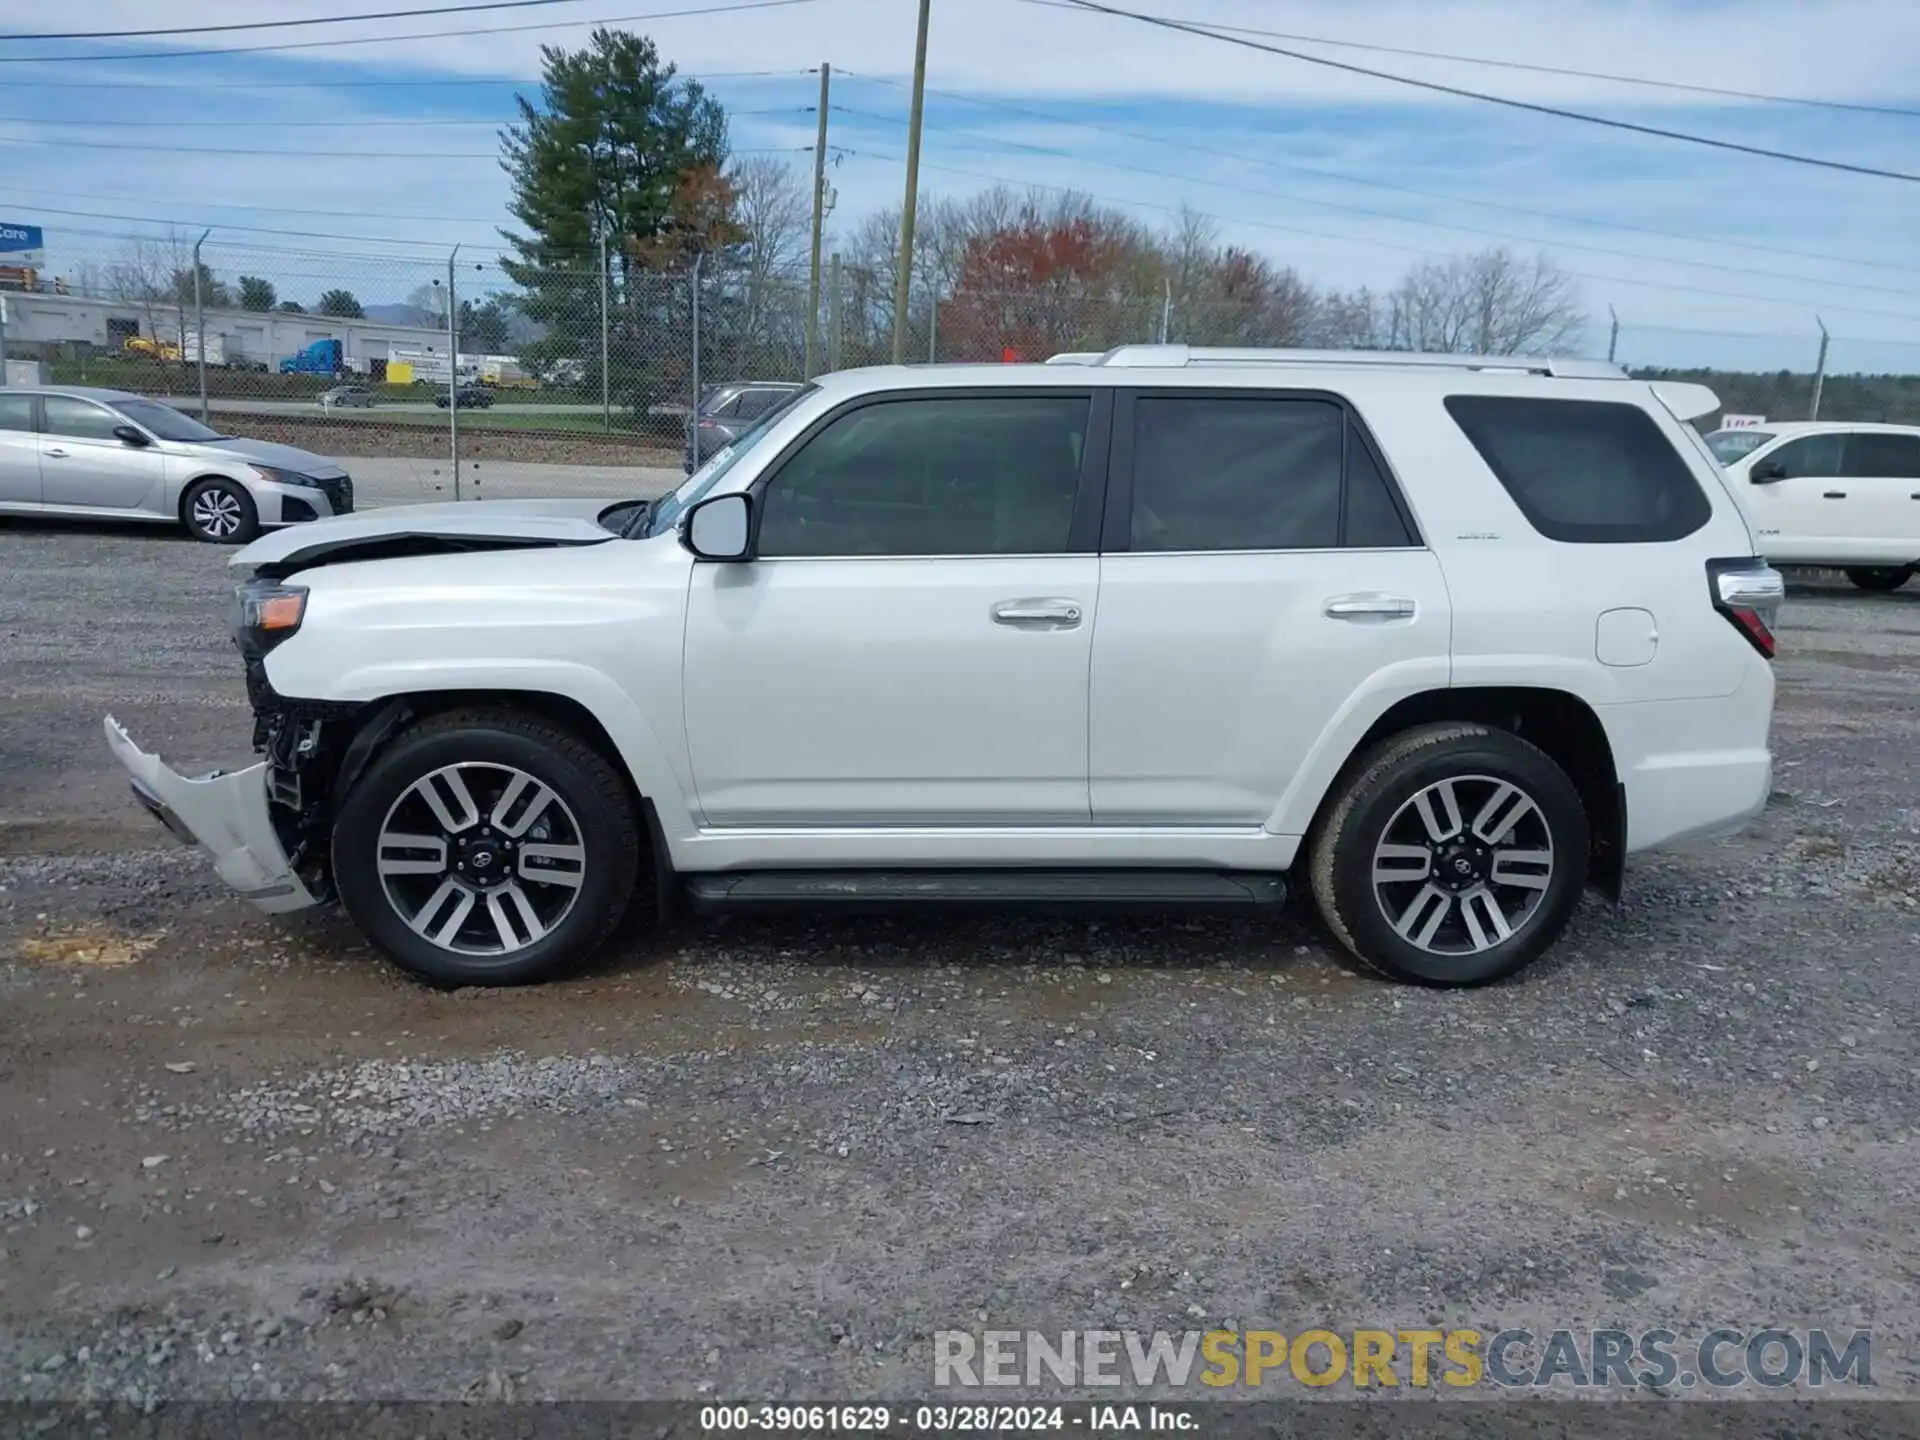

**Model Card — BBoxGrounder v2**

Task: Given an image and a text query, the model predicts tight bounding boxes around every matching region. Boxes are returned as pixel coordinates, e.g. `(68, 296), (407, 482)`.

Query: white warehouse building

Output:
(0, 289), (452, 372)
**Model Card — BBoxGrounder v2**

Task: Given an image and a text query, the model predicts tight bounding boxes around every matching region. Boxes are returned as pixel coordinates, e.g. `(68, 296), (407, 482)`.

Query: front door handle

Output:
(43, 448), (67, 458)
(991, 598), (1083, 629)
(1823, 490), (1846, 499)
(1324, 594), (1416, 621)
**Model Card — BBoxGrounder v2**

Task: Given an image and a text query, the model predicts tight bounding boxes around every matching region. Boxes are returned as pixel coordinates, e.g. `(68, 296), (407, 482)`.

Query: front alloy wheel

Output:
(333, 710), (642, 985)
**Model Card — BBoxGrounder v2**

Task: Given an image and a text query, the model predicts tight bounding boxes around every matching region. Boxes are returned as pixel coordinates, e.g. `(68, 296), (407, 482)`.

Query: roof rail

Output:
(1081, 344), (1626, 380)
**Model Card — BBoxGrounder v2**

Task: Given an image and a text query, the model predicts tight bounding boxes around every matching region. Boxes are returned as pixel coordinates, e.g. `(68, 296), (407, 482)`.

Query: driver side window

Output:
(1764, 435), (1844, 479)
(756, 395), (1090, 558)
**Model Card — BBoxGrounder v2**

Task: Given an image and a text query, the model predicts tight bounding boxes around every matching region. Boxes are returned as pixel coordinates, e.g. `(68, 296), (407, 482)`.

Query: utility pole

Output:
(448, 245), (461, 501)
(891, 0), (931, 364)
(599, 229), (611, 433)
(806, 62), (832, 377)
(1160, 276), (1171, 344)
(193, 228), (210, 422)
(1607, 305), (1620, 365)
(1809, 316), (1830, 421)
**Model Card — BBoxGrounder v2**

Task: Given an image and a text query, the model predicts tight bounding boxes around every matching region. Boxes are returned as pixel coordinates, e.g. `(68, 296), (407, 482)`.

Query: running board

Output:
(682, 868), (1288, 911)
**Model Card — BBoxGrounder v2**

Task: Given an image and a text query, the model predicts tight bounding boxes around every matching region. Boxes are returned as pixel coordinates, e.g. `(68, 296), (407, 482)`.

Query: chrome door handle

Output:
(43, 448), (67, 458)
(992, 598), (1083, 628)
(1324, 594), (1416, 621)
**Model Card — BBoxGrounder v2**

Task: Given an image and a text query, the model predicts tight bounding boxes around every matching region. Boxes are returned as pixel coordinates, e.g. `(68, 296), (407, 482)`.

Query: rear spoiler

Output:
(1648, 380), (1721, 424)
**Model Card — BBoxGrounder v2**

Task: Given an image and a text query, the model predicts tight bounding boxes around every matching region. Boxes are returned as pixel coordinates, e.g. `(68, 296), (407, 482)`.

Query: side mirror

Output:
(112, 426), (150, 447)
(1750, 459), (1786, 483)
(681, 491), (753, 562)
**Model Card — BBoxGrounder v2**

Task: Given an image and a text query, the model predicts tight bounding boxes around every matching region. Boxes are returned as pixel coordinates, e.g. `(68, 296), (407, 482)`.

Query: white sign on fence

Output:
(1720, 413), (1767, 429)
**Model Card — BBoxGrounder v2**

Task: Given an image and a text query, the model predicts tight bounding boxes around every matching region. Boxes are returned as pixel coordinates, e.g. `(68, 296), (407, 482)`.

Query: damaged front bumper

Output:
(103, 715), (322, 914)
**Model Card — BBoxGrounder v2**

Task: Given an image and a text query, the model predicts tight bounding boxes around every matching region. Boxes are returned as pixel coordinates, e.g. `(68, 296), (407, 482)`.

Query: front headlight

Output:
(249, 463), (321, 489)
(233, 580), (308, 656)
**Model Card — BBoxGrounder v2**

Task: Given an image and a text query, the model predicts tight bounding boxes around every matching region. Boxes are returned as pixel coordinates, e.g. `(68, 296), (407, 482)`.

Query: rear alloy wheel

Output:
(182, 477), (259, 544)
(1845, 566), (1914, 592)
(1310, 723), (1588, 987)
(332, 710), (641, 985)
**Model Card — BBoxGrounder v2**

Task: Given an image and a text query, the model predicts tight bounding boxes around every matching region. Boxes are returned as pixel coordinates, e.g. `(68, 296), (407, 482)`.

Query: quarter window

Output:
(41, 395), (125, 443)
(756, 395), (1089, 557)
(1445, 395), (1711, 544)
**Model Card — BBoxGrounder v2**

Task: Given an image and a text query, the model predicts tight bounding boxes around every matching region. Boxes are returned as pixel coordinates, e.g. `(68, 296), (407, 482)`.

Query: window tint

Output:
(1344, 424), (1416, 547)
(1844, 433), (1920, 479)
(1765, 434), (1844, 480)
(1130, 396), (1344, 551)
(41, 395), (125, 443)
(707, 390), (742, 419)
(1444, 396), (1711, 544)
(757, 395), (1088, 557)
(0, 394), (33, 433)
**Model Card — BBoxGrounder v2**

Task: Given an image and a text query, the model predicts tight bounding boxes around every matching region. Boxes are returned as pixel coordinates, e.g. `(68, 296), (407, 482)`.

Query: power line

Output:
(0, 0), (821, 65)
(828, 144), (1920, 325)
(1041, 0), (1920, 183)
(0, 135), (500, 158)
(0, 184), (507, 224)
(839, 71), (1920, 279)
(829, 103), (1920, 303)
(1021, 0), (1920, 120)
(2, 0), (595, 43)
(0, 67), (811, 90)
(0, 106), (812, 128)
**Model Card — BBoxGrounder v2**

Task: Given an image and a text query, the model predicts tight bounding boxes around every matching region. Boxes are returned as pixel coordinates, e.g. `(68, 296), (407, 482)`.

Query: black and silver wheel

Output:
(1845, 565), (1913, 592)
(1309, 723), (1588, 987)
(332, 710), (641, 985)
(182, 477), (259, 544)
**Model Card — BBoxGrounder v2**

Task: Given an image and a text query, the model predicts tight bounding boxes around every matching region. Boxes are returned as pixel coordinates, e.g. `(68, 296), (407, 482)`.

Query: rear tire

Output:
(181, 477), (259, 545)
(1845, 566), (1913, 592)
(1309, 723), (1589, 987)
(331, 709), (642, 986)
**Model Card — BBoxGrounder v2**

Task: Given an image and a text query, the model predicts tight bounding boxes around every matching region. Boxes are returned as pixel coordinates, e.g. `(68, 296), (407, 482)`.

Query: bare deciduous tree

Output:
(1382, 248), (1586, 355)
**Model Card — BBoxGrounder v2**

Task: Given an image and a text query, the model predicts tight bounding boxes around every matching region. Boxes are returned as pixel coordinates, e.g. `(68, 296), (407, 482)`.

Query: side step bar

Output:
(683, 868), (1287, 911)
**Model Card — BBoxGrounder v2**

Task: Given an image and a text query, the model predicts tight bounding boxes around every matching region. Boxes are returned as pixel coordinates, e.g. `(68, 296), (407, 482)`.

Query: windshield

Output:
(1706, 429), (1773, 465)
(645, 384), (816, 537)
(114, 397), (225, 443)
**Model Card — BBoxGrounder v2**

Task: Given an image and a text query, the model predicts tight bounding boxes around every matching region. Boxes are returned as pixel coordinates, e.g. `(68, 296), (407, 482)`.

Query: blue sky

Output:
(1, 0), (1917, 371)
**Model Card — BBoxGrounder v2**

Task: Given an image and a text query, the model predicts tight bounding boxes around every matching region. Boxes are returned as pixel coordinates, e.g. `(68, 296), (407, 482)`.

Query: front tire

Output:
(182, 477), (259, 544)
(331, 710), (642, 986)
(1309, 723), (1589, 987)
(1845, 566), (1913, 592)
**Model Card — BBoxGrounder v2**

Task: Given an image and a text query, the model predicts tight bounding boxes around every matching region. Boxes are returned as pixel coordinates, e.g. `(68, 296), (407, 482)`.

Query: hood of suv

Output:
(196, 436), (349, 478)
(232, 497), (623, 573)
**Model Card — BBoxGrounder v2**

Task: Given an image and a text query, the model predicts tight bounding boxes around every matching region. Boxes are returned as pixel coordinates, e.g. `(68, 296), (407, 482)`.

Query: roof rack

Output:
(1054, 344), (1626, 380)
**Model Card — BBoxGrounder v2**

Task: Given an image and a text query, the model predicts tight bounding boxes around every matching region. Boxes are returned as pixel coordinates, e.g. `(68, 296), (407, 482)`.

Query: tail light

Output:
(1707, 557), (1785, 658)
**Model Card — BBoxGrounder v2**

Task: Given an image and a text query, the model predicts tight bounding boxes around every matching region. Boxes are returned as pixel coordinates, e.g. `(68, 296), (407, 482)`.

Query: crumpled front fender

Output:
(103, 716), (321, 914)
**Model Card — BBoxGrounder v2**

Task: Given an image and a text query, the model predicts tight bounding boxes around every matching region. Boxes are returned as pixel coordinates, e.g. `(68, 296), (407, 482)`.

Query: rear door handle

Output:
(43, 448), (67, 458)
(992, 598), (1083, 629)
(1823, 491), (1846, 499)
(1324, 594), (1416, 621)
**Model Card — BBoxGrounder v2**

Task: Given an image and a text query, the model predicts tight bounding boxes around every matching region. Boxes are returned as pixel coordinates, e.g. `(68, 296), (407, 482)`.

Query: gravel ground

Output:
(0, 524), (1916, 1409)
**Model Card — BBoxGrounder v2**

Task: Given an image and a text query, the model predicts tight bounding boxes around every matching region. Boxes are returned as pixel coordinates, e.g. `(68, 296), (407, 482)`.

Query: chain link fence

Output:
(6, 235), (1920, 504)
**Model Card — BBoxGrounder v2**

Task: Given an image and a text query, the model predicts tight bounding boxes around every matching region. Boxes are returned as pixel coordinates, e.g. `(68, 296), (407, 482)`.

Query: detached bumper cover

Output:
(103, 716), (321, 915)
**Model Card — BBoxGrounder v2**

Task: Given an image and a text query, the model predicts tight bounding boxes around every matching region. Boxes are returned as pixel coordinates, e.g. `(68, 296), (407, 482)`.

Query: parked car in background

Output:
(683, 380), (808, 471)
(434, 384), (494, 410)
(0, 386), (354, 543)
(107, 346), (1781, 992)
(319, 385), (376, 410)
(1707, 420), (1920, 590)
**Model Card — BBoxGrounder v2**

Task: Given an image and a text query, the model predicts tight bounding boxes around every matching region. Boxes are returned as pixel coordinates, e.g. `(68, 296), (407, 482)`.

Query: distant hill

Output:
(1633, 367), (1920, 426)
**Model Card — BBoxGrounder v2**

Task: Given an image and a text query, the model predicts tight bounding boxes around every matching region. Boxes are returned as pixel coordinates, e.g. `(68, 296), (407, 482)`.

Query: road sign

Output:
(0, 222), (43, 267)
(1720, 413), (1767, 429)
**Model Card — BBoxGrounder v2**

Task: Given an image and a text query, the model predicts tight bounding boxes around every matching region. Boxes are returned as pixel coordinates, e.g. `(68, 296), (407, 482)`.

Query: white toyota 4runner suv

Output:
(105, 346), (1784, 990)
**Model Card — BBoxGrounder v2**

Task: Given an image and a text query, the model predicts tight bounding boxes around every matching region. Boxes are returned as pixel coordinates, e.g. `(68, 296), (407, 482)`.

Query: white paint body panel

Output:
(106, 355), (1779, 908)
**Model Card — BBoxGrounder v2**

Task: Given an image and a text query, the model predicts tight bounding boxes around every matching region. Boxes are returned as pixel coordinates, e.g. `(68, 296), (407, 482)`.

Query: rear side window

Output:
(0, 394), (33, 433)
(1444, 396), (1711, 544)
(1845, 433), (1920, 479)
(1126, 396), (1416, 552)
